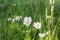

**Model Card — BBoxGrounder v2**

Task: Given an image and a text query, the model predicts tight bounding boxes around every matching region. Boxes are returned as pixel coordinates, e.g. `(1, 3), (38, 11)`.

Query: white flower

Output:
(39, 31), (50, 38)
(39, 33), (46, 38)
(15, 16), (22, 21)
(33, 22), (41, 29)
(24, 16), (32, 26)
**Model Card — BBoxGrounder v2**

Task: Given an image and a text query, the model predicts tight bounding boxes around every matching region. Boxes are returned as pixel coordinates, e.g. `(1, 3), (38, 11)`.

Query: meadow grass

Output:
(0, 0), (60, 40)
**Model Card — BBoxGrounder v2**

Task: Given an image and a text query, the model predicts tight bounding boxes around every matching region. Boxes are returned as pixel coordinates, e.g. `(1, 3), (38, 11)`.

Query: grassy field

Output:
(0, 0), (60, 40)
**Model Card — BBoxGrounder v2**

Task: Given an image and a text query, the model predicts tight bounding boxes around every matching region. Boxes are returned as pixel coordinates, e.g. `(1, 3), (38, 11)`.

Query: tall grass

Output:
(0, 0), (60, 40)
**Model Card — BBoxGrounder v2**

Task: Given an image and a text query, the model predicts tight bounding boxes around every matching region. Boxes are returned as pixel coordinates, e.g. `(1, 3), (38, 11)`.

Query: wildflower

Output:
(33, 22), (41, 29)
(39, 33), (46, 38)
(24, 16), (32, 26)
(15, 16), (22, 21)
(39, 31), (50, 38)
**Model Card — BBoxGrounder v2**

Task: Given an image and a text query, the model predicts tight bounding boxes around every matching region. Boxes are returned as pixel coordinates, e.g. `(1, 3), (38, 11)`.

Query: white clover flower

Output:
(33, 22), (41, 29)
(15, 16), (22, 21)
(39, 33), (46, 38)
(13, 16), (22, 22)
(24, 16), (32, 26)
(39, 31), (50, 38)
(8, 16), (22, 22)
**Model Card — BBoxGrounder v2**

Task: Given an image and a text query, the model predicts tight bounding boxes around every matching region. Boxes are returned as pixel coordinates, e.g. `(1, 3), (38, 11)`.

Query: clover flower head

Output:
(33, 22), (41, 29)
(15, 16), (21, 21)
(39, 33), (46, 38)
(24, 16), (32, 26)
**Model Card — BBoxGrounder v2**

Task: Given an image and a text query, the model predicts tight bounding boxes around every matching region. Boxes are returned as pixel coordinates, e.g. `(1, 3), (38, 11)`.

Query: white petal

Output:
(39, 33), (46, 38)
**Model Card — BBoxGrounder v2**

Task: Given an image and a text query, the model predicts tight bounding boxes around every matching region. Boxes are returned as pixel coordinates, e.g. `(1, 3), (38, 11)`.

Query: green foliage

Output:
(0, 0), (60, 40)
